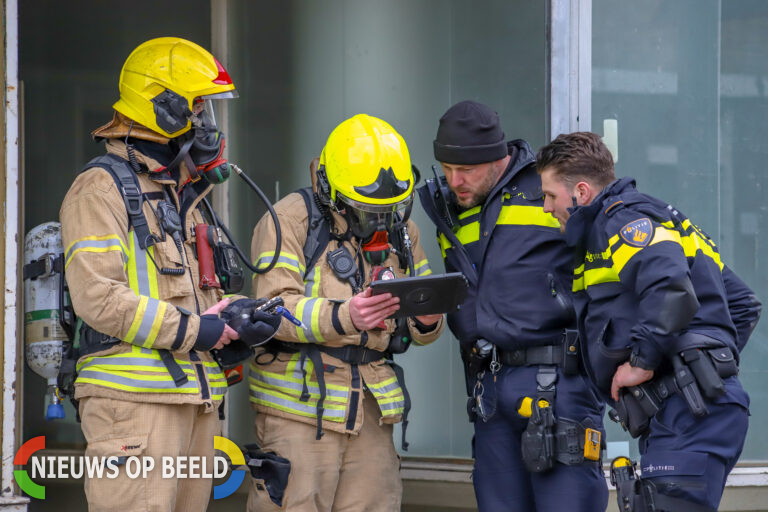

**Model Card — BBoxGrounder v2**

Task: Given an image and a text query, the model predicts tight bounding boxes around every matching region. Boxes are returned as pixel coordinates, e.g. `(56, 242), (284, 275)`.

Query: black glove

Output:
(221, 298), (282, 347)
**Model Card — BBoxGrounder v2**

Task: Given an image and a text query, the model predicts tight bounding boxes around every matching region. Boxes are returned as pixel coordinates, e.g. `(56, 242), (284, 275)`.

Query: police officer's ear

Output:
(573, 181), (595, 206)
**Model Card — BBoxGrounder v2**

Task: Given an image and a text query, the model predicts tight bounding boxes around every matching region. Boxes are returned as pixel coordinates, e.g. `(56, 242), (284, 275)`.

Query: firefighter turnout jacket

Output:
(60, 140), (230, 406)
(249, 192), (444, 435)
(564, 177), (761, 403)
(418, 140), (575, 352)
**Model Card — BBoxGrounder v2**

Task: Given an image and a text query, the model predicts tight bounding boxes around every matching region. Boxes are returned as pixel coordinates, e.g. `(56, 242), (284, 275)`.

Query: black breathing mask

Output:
(165, 100), (231, 185)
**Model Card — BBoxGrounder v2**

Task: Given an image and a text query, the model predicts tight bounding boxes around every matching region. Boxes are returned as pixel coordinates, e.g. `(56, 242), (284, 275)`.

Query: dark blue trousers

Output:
(472, 365), (608, 512)
(638, 377), (749, 510)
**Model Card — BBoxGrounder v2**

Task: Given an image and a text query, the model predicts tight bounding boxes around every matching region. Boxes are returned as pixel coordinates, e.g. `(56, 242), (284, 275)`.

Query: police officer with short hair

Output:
(419, 101), (608, 511)
(538, 131), (761, 511)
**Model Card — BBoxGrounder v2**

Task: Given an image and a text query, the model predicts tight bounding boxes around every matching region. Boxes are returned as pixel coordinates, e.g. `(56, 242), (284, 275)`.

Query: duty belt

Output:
(496, 329), (579, 375)
(499, 344), (566, 366)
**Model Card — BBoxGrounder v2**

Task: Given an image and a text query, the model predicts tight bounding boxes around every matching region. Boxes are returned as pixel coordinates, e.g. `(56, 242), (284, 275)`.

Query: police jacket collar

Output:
(487, 139), (537, 200)
(564, 177), (636, 247)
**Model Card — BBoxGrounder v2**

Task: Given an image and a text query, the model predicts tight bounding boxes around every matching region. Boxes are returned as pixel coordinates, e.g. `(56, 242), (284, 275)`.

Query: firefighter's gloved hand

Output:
(221, 298), (282, 347)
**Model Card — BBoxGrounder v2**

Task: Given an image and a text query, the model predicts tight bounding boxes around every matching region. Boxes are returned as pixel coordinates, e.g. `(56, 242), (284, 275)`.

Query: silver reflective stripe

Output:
(77, 369), (198, 391)
(256, 255), (303, 273)
(417, 263), (432, 276)
(304, 266), (321, 297)
(249, 372), (349, 401)
(78, 355), (192, 372)
(378, 400), (405, 412)
(132, 231), (151, 296)
(300, 298), (323, 342)
(368, 379), (401, 396)
(250, 390), (346, 418)
(65, 238), (127, 263)
(131, 297), (161, 346)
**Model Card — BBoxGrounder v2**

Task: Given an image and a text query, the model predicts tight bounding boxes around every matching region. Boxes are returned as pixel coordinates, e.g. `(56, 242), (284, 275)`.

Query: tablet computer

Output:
(369, 272), (469, 318)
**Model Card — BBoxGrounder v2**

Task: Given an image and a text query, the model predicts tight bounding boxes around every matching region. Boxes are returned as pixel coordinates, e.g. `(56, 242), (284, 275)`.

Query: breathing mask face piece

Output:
(188, 100), (230, 184)
(166, 98), (231, 185)
(338, 193), (412, 241)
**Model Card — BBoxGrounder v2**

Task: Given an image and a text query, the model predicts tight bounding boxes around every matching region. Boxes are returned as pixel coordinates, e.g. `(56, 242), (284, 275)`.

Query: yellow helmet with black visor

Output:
(318, 114), (415, 242)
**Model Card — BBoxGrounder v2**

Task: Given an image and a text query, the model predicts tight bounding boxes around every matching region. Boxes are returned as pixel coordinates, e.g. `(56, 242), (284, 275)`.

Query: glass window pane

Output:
(593, 0), (768, 461)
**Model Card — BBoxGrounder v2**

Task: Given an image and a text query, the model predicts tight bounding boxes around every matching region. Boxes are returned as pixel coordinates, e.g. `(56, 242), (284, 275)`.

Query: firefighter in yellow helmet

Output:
(59, 37), (280, 511)
(247, 114), (445, 511)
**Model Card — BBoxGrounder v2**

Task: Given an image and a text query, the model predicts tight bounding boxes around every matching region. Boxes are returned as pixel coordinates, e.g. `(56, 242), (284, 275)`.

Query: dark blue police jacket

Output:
(418, 140), (576, 352)
(564, 177), (760, 403)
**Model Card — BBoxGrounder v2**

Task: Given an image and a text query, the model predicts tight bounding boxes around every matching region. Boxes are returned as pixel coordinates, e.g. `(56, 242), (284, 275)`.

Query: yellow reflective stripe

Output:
(437, 233), (451, 258)
(125, 296), (149, 344)
(312, 267), (321, 297)
(76, 377), (200, 394)
(458, 206), (481, 220)
(146, 246), (159, 298)
(65, 233), (128, 257)
(254, 251), (305, 275)
(456, 222), (480, 245)
(584, 267), (620, 287)
(248, 387), (347, 420)
(83, 363), (193, 374)
(247, 374), (348, 403)
(142, 301), (167, 348)
(611, 244), (642, 274)
(609, 234), (620, 246)
(127, 233), (140, 295)
(65, 234), (129, 270)
(295, 298), (309, 342)
(415, 259), (432, 276)
(310, 299), (324, 342)
(497, 205), (560, 229)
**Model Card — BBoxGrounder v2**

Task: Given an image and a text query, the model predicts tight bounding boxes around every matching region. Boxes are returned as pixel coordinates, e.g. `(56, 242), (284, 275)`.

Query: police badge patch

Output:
(619, 218), (653, 247)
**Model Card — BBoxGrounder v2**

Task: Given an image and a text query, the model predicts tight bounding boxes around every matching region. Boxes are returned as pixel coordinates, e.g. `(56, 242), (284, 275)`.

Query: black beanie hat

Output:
(433, 100), (507, 165)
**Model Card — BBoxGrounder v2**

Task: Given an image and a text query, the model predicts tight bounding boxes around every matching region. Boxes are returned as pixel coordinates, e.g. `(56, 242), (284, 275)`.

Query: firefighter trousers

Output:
(247, 390), (401, 512)
(79, 397), (220, 512)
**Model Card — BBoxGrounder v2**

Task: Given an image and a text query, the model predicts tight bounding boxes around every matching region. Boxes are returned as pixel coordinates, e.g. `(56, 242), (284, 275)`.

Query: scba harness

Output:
(256, 187), (415, 449)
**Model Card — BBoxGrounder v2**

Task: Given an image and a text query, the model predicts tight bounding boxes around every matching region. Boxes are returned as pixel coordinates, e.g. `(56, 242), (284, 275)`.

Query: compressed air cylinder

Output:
(23, 222), (67, 420)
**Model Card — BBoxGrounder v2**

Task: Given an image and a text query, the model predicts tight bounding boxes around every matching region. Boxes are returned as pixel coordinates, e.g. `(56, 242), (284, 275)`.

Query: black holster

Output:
(521, 400), (556, 473)
(242, 443), (291, 508)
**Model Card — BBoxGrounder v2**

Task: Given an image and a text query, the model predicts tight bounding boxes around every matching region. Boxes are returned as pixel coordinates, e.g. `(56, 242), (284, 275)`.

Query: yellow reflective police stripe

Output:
(456, 221), (480, 245)
(611, 244), (642, 274)
(584, 267), (620, 287)
(458, 206), (481, 220)
(572, 263), (585, 292)
(437, 233), (451, 258)
(497, 205), (561, 229)
(254, 251), (305, 275)
(64, 234), (128, 270)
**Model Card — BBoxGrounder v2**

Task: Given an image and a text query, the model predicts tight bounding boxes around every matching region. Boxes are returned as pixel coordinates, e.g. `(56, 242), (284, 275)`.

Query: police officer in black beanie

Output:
(419, 100), (608, 511)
